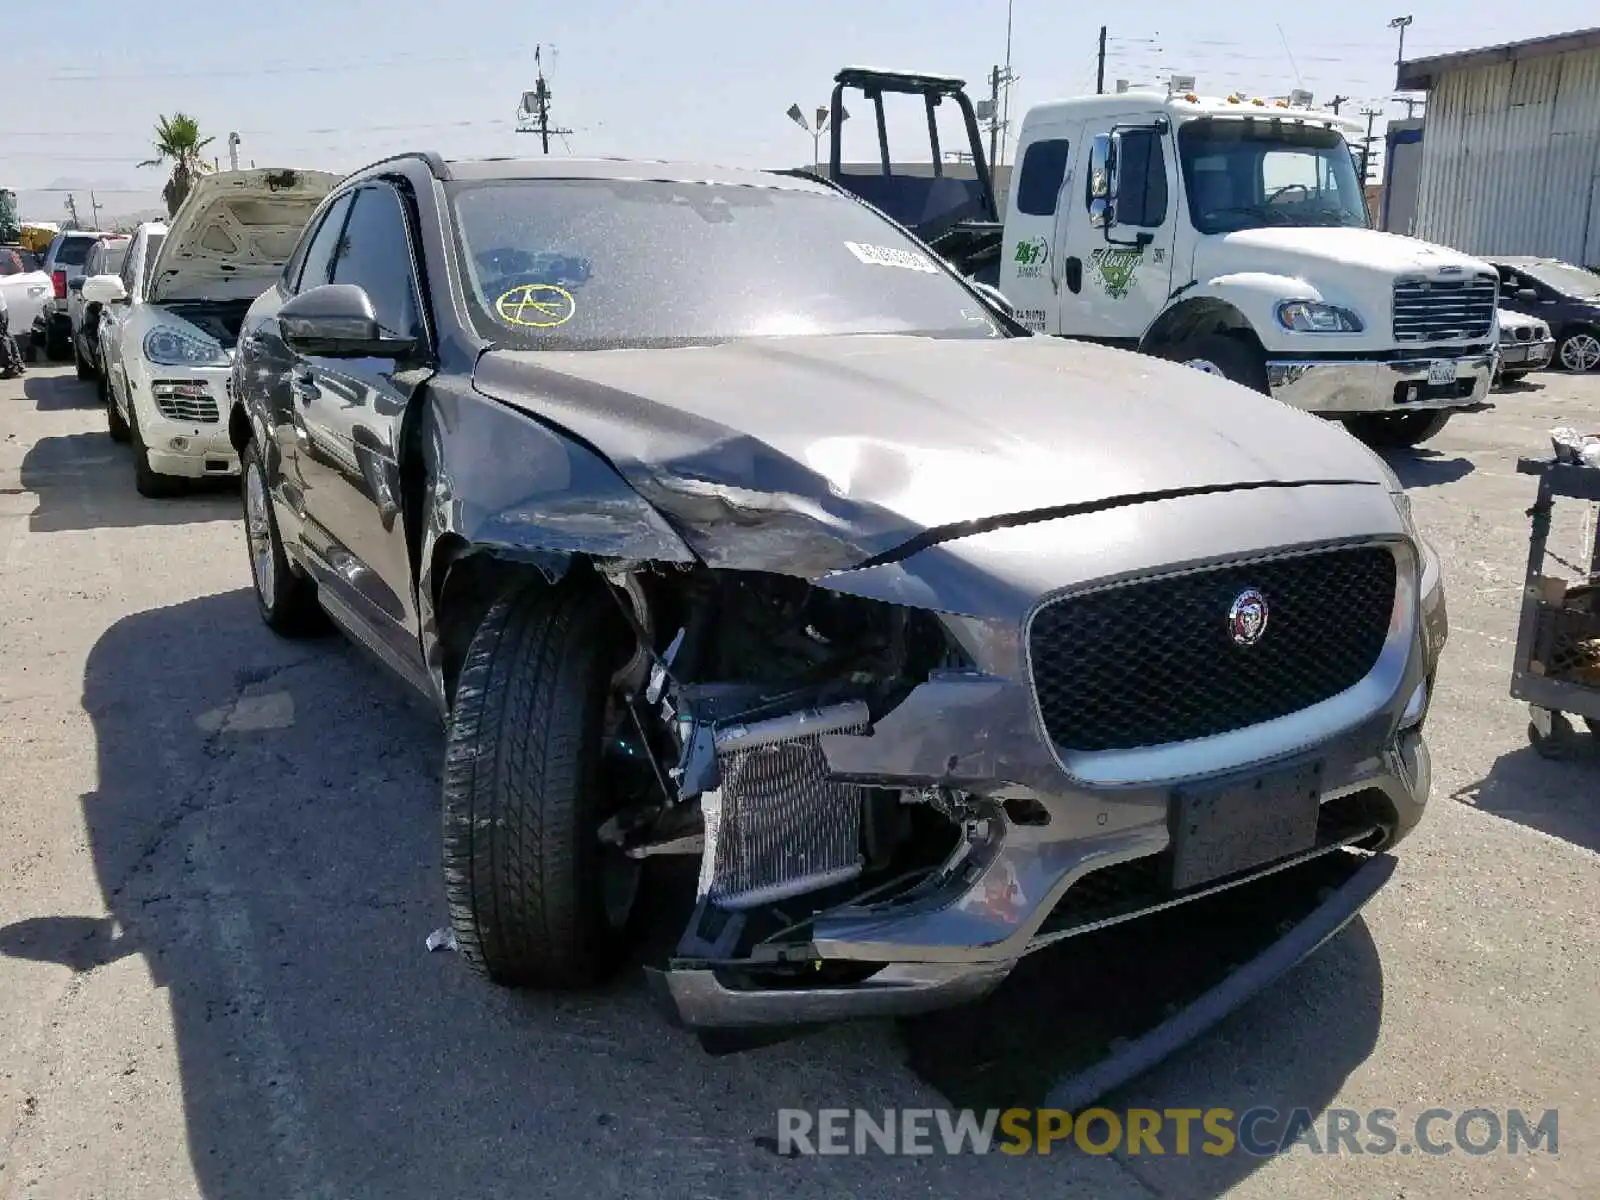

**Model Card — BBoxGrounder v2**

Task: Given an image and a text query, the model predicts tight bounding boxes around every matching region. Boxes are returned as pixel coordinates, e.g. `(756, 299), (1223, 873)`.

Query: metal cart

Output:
(1511, 456), (1600, 758)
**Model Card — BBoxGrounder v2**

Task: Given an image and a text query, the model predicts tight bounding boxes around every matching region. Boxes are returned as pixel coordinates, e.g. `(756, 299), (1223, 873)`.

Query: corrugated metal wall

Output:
(1414, 47), (1600, 267)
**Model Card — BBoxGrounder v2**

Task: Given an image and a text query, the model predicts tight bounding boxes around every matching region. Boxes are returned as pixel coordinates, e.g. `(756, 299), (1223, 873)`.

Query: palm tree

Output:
(139, 113), (215, 217)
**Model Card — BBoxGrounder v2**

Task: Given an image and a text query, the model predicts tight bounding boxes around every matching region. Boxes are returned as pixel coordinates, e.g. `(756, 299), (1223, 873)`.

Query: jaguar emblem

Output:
(1229, 588), (1269, 646)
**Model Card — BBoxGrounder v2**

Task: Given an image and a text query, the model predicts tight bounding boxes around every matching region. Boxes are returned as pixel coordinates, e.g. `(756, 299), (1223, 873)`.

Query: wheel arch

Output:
(1140, 295), (1264, 357)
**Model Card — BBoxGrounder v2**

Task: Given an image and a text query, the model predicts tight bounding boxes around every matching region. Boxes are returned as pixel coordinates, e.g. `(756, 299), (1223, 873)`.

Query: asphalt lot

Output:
(0, 362), (1596, 1199)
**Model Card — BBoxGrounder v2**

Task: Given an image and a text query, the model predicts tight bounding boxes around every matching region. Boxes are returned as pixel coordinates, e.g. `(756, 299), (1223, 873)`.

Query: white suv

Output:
(85, 168), (337, 496)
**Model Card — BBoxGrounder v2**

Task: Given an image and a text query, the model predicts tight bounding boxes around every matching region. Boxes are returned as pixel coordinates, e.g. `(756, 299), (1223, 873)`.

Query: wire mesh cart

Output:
(1511, 456), (1600, 758)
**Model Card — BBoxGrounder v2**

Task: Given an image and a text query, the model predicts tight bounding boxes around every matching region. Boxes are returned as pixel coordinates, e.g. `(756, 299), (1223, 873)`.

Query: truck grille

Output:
(1392, 273), (1497, 344)
(152, 380), (220, 424)
(1028, 546), (1398, 753)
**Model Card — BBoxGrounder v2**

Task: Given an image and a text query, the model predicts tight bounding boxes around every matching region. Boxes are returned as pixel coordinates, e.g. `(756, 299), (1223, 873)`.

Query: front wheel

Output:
(1343, 411), (1452, 449)
(441, 583), (629, 989)
(242, 439), (327, 636)
(1557, 329), (1600, 373)
(74, 336), (95, 381)
(1161, 334), (1270, 395)
(127, 397), (183, 498)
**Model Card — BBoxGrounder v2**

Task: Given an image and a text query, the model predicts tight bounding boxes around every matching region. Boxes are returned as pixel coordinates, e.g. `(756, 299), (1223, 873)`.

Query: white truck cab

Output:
(994, 90), (1499, 446)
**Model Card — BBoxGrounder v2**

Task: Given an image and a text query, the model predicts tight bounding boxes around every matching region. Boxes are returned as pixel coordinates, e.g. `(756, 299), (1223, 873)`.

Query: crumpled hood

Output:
(473, 335), (1390, 573)
(149, 167), (340, 304)
(1197, 226), (1494, 285)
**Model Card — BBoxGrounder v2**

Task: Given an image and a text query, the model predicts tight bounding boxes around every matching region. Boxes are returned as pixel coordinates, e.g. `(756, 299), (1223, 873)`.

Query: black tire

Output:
(1343, 411), (1452, 449)
(74, 338), (94, 381)
(442, 583), (626, 988)
(1162, 333), (1270, 394)
(103, 363), (130, 442)
(45, 320), (70, 362)
(127, 398), (183, 498)
(241, 439), (327, 636)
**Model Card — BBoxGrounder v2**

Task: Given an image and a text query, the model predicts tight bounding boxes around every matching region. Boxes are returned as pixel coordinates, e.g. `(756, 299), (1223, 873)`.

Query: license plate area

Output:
(1169, 760), (1324, 891)
(1427, 359), (1458, 386)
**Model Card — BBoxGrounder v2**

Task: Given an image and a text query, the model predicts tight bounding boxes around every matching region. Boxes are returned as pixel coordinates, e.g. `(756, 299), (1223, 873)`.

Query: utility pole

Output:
(1096, 26), (1108, 95)
(63, 193), (80, 229)
(516, 45), (572, 155)
(1325, 94), (1350, 114)
(1358, 106), (1383, 183)
(228, 132), (241, 171)
(988, 64), (1002, 170)
(1393, 96), (1424, 118)
(1388, 15), (1414, 66)
(88, 190), (102, 228)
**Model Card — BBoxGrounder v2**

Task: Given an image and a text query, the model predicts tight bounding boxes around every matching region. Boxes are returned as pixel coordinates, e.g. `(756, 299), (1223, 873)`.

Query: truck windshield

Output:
(447, 177), (1006, 350)
(1177, 118), (1369, 235)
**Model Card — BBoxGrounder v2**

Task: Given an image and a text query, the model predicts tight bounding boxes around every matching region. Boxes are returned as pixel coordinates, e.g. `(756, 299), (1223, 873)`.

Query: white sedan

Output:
(85, 167), (337, 496)
(1, 249), (52, 356)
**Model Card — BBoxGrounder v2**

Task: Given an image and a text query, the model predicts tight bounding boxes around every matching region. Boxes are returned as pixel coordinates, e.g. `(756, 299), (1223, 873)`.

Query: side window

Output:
(119, 236), (140, 294)
(84, 245), (101, 277)
(1115, 129), (1169, 228)
(293, 192), (355, 293)
(1014, 138), (1072, 217)
(330, 185), (423, 340)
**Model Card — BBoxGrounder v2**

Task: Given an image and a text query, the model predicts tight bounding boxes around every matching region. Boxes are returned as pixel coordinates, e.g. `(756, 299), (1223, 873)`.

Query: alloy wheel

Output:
(1559, 332), (1600, 372)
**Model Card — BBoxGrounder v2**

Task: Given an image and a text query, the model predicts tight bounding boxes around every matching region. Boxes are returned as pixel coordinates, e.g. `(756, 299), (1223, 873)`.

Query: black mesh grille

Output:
(1029, 546), (1398, 753)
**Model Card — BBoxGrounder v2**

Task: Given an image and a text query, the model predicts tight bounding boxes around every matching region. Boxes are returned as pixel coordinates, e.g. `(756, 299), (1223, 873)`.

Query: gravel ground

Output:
(0, 363), (1596, 1199)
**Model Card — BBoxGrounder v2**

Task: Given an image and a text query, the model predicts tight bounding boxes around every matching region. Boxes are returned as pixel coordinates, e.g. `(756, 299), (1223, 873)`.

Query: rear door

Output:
(997, 126), (1076, 335)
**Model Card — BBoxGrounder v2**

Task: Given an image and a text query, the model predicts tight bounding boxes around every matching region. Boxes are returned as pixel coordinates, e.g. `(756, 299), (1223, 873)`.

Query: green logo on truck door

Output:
(1089, 247), (1144, 299)
(1013, 236), (1050, 279)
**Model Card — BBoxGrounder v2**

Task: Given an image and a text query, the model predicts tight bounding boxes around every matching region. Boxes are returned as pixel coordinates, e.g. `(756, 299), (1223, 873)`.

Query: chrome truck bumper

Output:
(1266, 350), (1495, 415)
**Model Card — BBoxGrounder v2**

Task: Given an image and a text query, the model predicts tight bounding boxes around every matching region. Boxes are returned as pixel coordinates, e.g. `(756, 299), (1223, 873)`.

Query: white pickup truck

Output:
(816, 71), (1499, 448)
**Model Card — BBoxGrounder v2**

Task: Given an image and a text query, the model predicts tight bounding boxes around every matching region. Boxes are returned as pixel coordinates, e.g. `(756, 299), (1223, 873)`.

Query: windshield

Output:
(1520, 261), (1600, 300)
(447, 178), (1004, 350)
(55, 236), (99, 267)
(1178, 118), (1369, 234)
(0, 249), (27, 276)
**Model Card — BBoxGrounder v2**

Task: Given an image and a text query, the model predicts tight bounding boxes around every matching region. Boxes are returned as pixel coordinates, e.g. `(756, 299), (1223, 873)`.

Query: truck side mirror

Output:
(1088, 133), (1113, 229)
(1517, 288), (1539, 303)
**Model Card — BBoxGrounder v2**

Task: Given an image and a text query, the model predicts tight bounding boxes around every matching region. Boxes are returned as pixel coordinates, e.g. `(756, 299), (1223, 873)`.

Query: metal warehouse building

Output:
(1398, 27), (1600, 268)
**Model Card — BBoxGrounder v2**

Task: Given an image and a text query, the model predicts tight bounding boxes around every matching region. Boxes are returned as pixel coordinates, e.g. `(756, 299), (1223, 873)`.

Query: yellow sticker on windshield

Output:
(495, 283), (576, 328)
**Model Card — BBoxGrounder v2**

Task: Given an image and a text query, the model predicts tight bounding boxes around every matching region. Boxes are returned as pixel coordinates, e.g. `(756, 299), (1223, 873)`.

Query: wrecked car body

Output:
(230, 154), (1448, 1038)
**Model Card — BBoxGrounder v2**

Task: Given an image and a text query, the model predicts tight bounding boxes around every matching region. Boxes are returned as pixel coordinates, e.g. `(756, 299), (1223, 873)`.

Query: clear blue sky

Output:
(2, 0), (1593, 216)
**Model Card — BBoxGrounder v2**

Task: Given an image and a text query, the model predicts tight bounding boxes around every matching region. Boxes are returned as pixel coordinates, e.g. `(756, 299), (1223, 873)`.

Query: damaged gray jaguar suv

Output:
(229, 153), (1448, 1038)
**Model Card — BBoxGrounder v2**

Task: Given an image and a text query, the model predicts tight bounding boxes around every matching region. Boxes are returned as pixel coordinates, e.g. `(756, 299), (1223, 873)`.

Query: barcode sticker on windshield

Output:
(844, 241), (939, 273)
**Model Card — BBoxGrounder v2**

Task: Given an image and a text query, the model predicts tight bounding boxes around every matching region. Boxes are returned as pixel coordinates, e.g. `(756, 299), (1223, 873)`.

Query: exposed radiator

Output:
(698, 700), (870, 910)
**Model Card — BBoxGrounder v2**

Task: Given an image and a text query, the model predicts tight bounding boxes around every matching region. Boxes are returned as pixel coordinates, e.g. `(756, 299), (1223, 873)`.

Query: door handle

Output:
(1065, 257), (1083, 295)
(292, 371), (319, 405)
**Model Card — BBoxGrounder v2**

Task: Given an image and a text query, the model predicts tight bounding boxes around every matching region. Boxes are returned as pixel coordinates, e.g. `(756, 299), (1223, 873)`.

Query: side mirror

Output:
(81, 274), (128, 305)
(1517, 288), (1539, 303)
(1088, 133), (1112, 229)
(68, 277), (85, 293)
(278, 284), (415, 359)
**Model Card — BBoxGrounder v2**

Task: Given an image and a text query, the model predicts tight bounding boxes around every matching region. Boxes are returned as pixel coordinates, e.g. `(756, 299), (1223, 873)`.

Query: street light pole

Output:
(787, 102), (847, 175)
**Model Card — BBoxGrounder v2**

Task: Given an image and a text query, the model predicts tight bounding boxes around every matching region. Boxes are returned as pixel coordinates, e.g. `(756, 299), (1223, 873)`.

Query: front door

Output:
(287, 182), (433, 665)
(1058, 124), (1178, 342)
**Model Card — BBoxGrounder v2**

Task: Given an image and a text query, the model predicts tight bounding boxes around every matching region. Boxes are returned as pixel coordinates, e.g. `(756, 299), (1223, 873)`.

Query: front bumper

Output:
(1497, 338), (1555, 371)
(649, 503), (1447, 1032)
(1266, 351), (1495, 415)
(134, 370), (240, 478)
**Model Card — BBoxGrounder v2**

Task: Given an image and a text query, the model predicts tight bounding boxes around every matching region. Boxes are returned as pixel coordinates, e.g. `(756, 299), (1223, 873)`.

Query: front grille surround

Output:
(1024, 542), (1406, 765)
(1392, 272), (1498, 344)
(152, 380), (220, 424)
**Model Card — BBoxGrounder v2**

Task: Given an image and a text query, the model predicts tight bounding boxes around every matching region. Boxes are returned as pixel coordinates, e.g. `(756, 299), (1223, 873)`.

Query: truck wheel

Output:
(441, 583), (629, 988)
(45, 320), (70, 362)
(1164, 334), (1270, 394)
(1344, 411), (1451, 449)
(1556, 329), (1600, 373)
(74, 338), (95, 381)
(242, 439), (327, 636)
